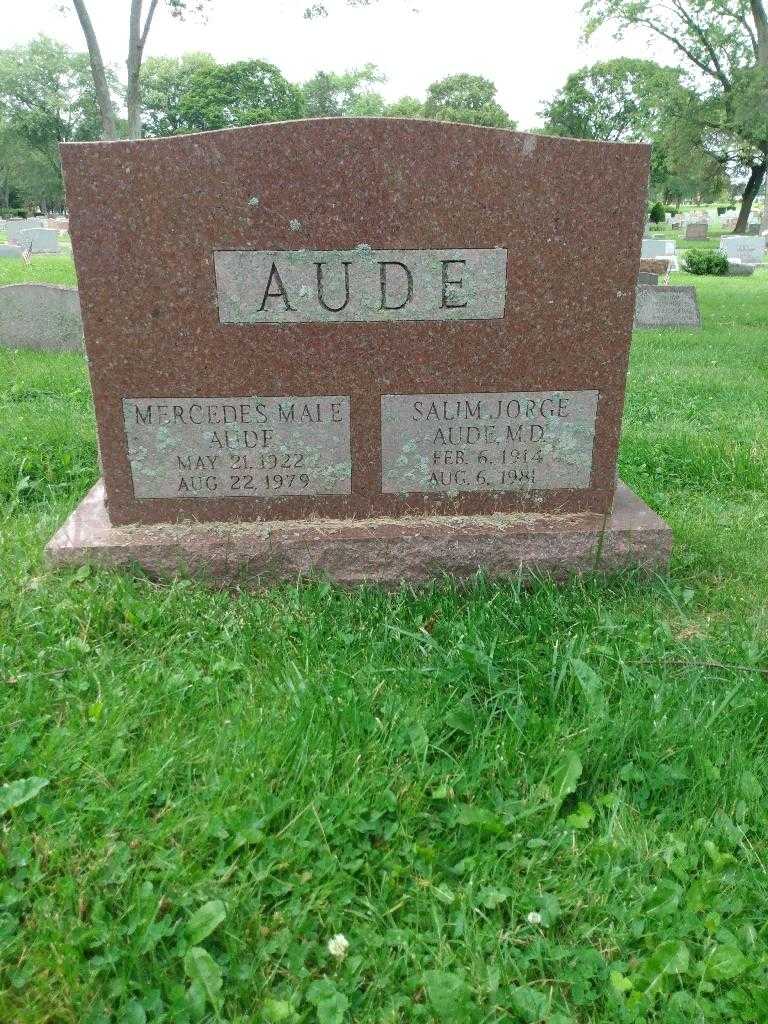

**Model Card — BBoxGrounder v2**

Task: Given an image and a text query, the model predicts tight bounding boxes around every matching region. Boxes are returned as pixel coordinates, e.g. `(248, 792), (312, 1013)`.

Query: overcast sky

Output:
(7, 0), (678, 128)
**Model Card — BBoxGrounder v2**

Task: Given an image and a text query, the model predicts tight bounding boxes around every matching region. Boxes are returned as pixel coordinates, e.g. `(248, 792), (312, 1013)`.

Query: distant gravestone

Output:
(727, 260), (754, 276)
(45, 119), (672, 584)
(746, 223), (760, 236)
(638, 271), (658, 285)
(0, 245), (23, 260)
(720, 235), (766, 265)
(5, 221), (27, 244)
(641, 238), (667, 259)
(641, 237), (679, 269)
(5, 218), (44, 244)
(19, 228), (60, 253)
(634, 284), (700, 329)
(639, 258), (670, 276)
(685, 222), (708, 241)
(0, 284), (83, 350)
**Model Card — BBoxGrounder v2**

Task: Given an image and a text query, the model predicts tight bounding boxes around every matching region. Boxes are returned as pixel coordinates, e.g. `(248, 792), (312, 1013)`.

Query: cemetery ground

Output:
(1, 239), (768, 1023)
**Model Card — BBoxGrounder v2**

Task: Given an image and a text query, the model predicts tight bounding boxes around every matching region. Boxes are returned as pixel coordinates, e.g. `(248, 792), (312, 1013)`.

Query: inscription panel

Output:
(214, 247), (508, 324)
(381, 391), (598, 494)
(123, 396), (351, 499)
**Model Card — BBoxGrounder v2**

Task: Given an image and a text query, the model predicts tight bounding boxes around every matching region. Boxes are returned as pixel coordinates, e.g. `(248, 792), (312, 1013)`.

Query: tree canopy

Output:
(140, 54), (305, 135)
(541, 58), (681, 142)
(0, 36), (107, 210)
(582, 0), (768, 228)
(177, 60), (305, 131)
(423, 74), (515, 128)
(140, 52), (216, 136)
(301, 64), (386, 117)
(541, 56), (728, 201)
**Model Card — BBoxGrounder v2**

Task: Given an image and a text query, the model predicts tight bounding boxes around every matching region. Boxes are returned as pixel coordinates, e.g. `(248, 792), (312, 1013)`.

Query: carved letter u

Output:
(316, 261), (351, 312)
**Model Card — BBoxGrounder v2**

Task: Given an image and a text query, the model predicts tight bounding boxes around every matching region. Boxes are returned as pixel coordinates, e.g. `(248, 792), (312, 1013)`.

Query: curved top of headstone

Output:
(0, 282), (78, 293)
(60, 118), (650, 526)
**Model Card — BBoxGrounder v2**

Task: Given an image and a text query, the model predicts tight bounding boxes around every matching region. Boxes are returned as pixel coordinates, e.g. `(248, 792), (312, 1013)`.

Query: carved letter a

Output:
(258, 263), (295, 311)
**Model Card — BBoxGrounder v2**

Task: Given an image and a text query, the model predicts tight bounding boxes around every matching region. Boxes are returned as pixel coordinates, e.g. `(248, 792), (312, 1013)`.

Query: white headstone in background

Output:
(18, 228), (61, 253)
(642, 238), (680, 271)
(664, 239), (680, 271)
(641, 238), (668, 259)
(720, 235), (766, 265)
(6, 218), (43, 243)
(5, 221), (26, 244)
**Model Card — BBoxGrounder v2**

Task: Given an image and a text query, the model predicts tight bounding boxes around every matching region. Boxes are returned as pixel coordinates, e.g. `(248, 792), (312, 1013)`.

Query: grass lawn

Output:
(1, 248), (768, 1023)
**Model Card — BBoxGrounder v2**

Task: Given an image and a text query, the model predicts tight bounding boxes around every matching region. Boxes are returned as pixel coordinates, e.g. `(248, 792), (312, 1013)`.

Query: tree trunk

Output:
(126, 0), (159, 139)
(126, 0), (143, 139)
(753, 1), (768, 66)
(71, 0), (118, 140)
(734, 161), (766, 233)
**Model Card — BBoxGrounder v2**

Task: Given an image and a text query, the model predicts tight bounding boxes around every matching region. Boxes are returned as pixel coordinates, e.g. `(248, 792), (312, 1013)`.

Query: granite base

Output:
(45, 480), (672, 587)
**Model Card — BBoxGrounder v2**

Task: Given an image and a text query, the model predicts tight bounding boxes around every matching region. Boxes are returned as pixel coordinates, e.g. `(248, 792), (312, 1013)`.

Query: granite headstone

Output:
(720, 235), (765, 265)
(6, 218), (45, 244)
(48, 119), (672, 583)
(19, 228), (61, 254)
(685, 222), (708, 241)
(639, 258), (670, 276)
(634, 285), (701, 329)
(0, 284), (83, 350)
(727, 260), (754, 276)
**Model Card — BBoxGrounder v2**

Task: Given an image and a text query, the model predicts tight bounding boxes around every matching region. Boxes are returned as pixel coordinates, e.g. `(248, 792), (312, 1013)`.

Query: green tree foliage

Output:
(541, 58), (680, 142)
(301, 64), (385, 116)
(177, 60), (305, 131)
(0, 36), (106, 155)
(0, 36), (108, 208)
(423, 73), (515, 128)
(0, 124), (57, 211)
(541, 57), (727, 201)
(384, 95), (424, 118)
(301, 65), (425, 120)
(582, 0), (768, 230)
(140, 53), (216, 136)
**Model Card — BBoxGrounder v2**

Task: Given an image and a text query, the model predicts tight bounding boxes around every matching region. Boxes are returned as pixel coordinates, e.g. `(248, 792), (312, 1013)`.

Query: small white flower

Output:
(526, 911), (542, 926)
(327, 933), (349, 959)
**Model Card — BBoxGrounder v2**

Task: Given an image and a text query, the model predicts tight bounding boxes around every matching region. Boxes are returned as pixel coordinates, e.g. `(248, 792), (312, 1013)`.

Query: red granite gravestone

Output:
(47, 119), (672, 584)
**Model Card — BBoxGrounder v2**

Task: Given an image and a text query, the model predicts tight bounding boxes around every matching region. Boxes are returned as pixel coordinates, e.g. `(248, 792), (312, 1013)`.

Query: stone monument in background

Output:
(46, 119), (672, 585)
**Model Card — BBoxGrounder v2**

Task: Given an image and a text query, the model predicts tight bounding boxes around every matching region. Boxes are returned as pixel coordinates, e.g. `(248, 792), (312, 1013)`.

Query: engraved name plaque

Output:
(381, 391), (599, 494)
(123, 396), (351, 499)
(214, 247), (508, 324)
